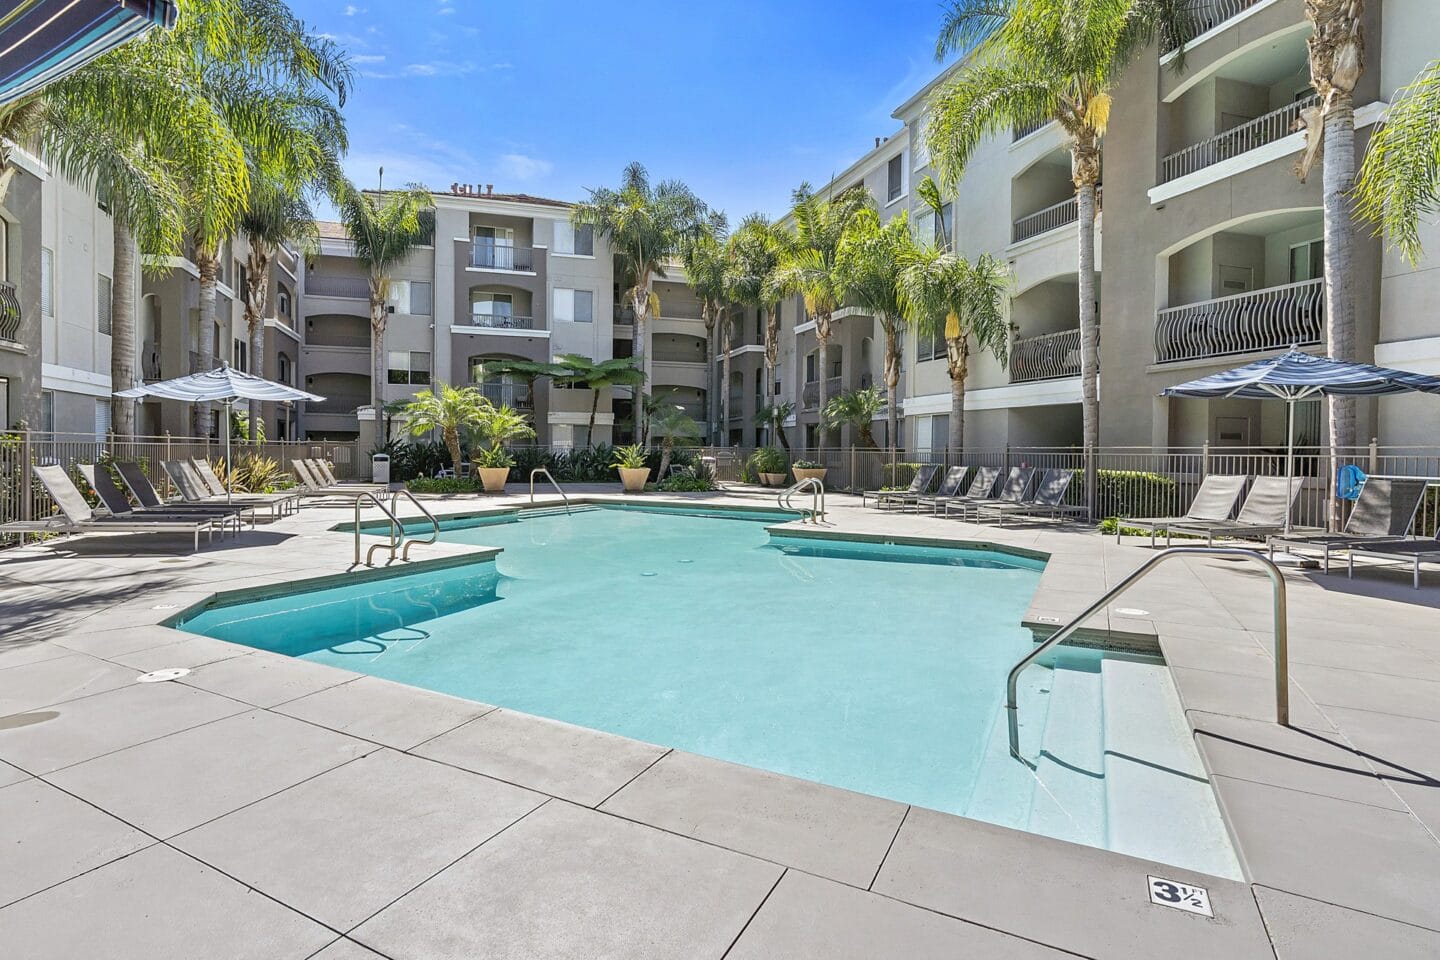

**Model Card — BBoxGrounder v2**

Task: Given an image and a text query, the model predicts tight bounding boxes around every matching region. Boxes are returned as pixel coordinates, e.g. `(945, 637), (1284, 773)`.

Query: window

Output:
(277, 353), (291, 385)
(97, 275), (112, 335)
(912, 130), (930, 170)
(237, 263), (248, 296)
(1289, 239), (1325, 283)
(554, 288), (593, 323)
(554, 221), (594, 256)
(472, 291), (515, 326)
(94, 398), (110, 441)
(232, 337), (248, 371)
(40, 248), (53, 317)
(387, 350), (432, 385)
(96, 181), (111, 214)
(40, 390), (54, 433)
(276, 290), (291, 318)
(887, 154), (904, 202)
(917, 325), (946, 361)
(805, 352), (818, 383)
(939, 203), (954, 248)
(409, 281), (431, 315)
(754, 309), (762, 342)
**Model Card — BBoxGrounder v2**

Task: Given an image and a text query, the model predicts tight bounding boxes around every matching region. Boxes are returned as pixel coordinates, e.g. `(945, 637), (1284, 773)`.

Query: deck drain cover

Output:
(1035, 616), (1060, 624)
(1115, 607), (1150, 617)
(1147, 876), (1212, 917)
(137, 668), (191, 683)
(150, 603), (179, 610)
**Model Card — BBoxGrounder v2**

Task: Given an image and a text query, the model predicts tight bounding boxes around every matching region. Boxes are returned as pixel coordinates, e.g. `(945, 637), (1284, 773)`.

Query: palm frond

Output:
(1356, 58), (1440, 264)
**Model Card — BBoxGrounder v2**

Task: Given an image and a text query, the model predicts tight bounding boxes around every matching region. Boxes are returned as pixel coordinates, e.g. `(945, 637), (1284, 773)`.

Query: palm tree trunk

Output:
(816, 314), (832, 450)
(947, 343), (969, 451)
(702, 306), (717, 444)
(763, 303), (778, 444)
(245, 245), (271, 443)
(443, 425), (462, 475)
(632, 281), (651, 444)
(194, 249), (219, 437)
(369, 280), (387, 413)
(721, 311), (732, 445)
(883, 318), (900, 455)
(658, 439), (673, 481)
(1322, 95), (1358, 453)
(110, 214), (137, 437)
(589, 388), (600, 446)
(1075, 177), (1100, 450)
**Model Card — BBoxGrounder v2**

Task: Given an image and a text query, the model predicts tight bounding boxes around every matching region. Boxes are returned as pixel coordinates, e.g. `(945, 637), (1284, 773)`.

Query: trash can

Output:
(372, 453), (390, 485)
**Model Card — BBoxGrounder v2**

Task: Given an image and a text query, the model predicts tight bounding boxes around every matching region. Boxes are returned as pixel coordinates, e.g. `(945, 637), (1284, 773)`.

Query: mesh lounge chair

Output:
(114, 461), (255, 528)
(1268, 477), (1430, 573)
(78, 464), (242, 536)
(926, 466), (1000, 515)
(162, 460), (290, 520)
(861, 464), (939, 508)
(2, 464), (220, 551)
(1345, 529), (1440, 590)
(1122, 474), (1248, 546)
(1162, 476), (1303, 546)
(189, 459), (301, 516)
(304, 458), (388, 492)
(945, 466), (1035, 520)
(973, 469), (1082, 525)
(882, 465), (966, 512)
(291, 458), (368, 497)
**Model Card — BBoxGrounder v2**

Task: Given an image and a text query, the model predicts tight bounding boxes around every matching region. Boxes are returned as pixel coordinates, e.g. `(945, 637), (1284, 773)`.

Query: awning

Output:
(0, 0), (178, 107)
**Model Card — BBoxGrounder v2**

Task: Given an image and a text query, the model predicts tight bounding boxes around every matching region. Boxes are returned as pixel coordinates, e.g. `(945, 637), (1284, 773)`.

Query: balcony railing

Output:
(801, 376), (843, 410)
(475, 383), (533, 410)
(469, 242), (537, 272)
(1011, 328), (1083, 383)
(1012, 119), (1052, 142)
(463, 313), (536, 330)
(141, 340), (162, 380)
(1012, 187), (1101, 243)
(305, 274), (371, 300)
(306, 326), (370, 349)
(307, 393), (370, 415)
(1161, 95), (1318, 183)
(0, 280), (19, 341)
(1164, 0), (1265, 51)
(1154, 277), (1324, 364)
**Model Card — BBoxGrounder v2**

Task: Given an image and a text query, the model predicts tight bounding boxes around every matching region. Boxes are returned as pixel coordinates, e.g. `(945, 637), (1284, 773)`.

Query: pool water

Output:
(178, 506), (1239, 876)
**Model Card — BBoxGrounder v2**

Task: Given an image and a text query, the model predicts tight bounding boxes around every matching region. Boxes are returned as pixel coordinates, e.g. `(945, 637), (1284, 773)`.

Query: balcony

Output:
(305, 274), (371, 300)
(1154, 278), (1324, 364)
(462, 314), (537, 331)
(1161, 96), (1317, 184)
(1164, 0), (1266, 52)
(141, 341), (162, 380)
(0, 280), (19, 341)
(801, 376), (842, 411)
(1012, 188), (1100, 244)
(475, 382), (533, 410)
(1011, 328), (1083, 383)
(469, 242), (538, 273)
(1012, 119), (1052, 142)
(307, 393), (370, 415)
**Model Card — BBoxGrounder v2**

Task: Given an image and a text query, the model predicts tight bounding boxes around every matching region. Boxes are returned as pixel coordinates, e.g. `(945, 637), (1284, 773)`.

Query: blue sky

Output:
(292, 0), (954, 220)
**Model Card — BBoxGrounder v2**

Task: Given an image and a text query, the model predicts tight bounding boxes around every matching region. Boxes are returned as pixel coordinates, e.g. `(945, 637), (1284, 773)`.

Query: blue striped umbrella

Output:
(0, 0), (177, 106)
(1162, 348), (1440, 531)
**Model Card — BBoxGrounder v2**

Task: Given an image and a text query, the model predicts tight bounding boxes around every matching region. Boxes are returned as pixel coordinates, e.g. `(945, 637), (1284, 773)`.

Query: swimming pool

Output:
(177, 505), (1239, 876)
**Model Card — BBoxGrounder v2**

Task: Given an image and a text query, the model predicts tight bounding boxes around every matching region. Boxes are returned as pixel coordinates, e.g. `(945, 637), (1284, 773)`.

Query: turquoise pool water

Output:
(176, 505), (1239, 874)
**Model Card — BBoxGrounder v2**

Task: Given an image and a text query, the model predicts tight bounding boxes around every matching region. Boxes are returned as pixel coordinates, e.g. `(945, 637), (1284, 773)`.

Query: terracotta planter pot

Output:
(791, 467), (827, 484)
(760, 472), (787, 487)
(478, 467), (511, 493)
(619, 467), (650, 492)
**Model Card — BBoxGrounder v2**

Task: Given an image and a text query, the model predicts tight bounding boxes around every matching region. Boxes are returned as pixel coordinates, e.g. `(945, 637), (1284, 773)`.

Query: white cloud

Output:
(343, 4), (365, 15)
(351, 54), (385, 64)
(498, 153), (553, 181)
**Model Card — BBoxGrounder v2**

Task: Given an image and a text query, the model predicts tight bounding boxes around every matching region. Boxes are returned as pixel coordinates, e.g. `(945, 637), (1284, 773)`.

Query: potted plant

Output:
(792, 459), (827, 484)
(611, 444), (650, 492)
(472, 404), (536, 494)
(749, 446), (788, 487)
(474, 444), (514, 493)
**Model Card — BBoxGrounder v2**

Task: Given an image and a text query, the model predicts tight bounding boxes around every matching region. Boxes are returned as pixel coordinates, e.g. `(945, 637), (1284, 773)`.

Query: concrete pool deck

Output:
(0, 486), (1436, 958)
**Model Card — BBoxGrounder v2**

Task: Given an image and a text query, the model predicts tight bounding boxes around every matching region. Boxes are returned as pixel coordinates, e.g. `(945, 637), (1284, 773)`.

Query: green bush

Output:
(748, 446), (786, 475)
(1083, 468), (1180, 523)
(882, 462), (925, 489)
(655, 473), (716, 492)
(407, 476), (480, 494)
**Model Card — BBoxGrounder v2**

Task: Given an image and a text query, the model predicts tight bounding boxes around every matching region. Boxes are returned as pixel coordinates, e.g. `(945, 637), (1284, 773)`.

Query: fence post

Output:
(1201, 441), (1210, 478)
(163, 431), (172, 498)
(1084, 443), (1097, 524)
(1368, 437), (1379, 475)
(849, 445), (856, 492)
(19, 429), (31, 522)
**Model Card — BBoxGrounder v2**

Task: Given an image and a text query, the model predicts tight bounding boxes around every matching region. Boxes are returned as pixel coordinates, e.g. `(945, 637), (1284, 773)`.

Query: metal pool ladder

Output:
(353, 489), (441, 566)
(1005, 546), (1289, 763)
(529, 468), (571, 514)
(779, 477), (826, 523)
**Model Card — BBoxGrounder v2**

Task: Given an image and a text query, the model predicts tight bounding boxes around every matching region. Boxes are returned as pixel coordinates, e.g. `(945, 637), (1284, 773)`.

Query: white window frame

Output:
(554, 287), (594, 323)
(553, 220), (595, 258)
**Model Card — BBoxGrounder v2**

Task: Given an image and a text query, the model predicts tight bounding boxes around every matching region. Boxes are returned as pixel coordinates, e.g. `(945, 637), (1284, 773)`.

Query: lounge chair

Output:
(1121, 474), (1248, 546)
(161, 460), (288, 520)
(861, 464), (939, 508)
(1268, 477), (1430, 573)
(1345, 529), (1440, 590)
(926, 466), (1000, 515)
(189, 459), (301, 516)
(944, 466), (1036, 521)
(1161, 476), (1304, 546)
(303, 458), (389, 492)
(114, 461), (255, 528)
(0, 464), (221, 551)
(882, 465), (966, 512)
(973, 469), (1083, 525)
(78, 464), (243, 536)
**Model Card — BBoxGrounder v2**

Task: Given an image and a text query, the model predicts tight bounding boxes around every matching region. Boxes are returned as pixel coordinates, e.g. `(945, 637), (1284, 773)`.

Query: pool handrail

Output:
(779, 477), (826, 523)
(352, 489), (439, 566)
(391, 488), (439, 560)
(529, 467), (572, 514)
(1005, 546), (1288, 764)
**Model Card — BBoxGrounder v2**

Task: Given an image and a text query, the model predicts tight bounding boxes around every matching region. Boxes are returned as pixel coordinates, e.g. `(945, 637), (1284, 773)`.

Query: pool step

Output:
(1099, 657), (1242, 879)
(963, 664), (1055, 829)
(1025, 656), (1106, 848)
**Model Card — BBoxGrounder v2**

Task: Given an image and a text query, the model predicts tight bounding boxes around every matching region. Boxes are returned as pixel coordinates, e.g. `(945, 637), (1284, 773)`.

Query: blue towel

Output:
(1336, 464), (1367, 501)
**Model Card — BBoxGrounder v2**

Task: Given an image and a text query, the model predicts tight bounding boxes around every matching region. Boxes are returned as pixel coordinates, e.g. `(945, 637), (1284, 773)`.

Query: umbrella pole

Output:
(1285, 398), (1295, 535)
(225, 399), (233, 505)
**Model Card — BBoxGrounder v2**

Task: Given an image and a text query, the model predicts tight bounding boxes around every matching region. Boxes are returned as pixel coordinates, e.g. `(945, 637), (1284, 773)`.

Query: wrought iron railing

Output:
(1012, 118), (1052, 142)
(0, 280), (20, 341)
(464, 313), (536, 330)
(304, 274), (371, 299)
(1010, 328), (1083, 383)
(306, 393), (370, 415)
(1161, 95), (1317, 183)
(1155, 278), (1324, 364)
(475, 382), (533, 410)
(1012, 187), (1101, 243)
(801, 376), (843, 410)
(469, 242), (537, 272)
(1164, 0), (1265, 51)
(305, 326), (371, 348)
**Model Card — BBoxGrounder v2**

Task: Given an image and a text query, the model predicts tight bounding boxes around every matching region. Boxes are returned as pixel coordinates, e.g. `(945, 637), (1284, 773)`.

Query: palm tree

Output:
(928, 0), (1190, 451)
(678, 212), (730, 443)
(553, 353), (646, 446)
(334, 179), (434, 412)
(402, 382), (492, 475)
(474, 404), (536, 452)
(772, 183), (872, 448)
(239, 184), (319, 440)
(753, 400), (794, 453)
(475, 357), (573, 414)
(1356, 59), (1440, 265)
(572, 163), (706, 430)
(835, 207), (915, 454)
(898, 247), (1011, 451)
(1294, 0), (1368, 456)
(645, 394), (702, 481)
(823, 387), (885, 449)
(726, 213), (787, 431)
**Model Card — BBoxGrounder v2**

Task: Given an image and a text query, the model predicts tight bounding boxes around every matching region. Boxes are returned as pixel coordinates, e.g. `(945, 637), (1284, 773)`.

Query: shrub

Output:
(611, 444), (648, 470)
(655, 472), (716, 492)
(793, 459), (822, 470)
(749, 446), (786, 475)
(1082, 469), (1180, 524)
(407, 476), (480, 494)
(474, 445), (515, 469)
(881, 461), (924, 490)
